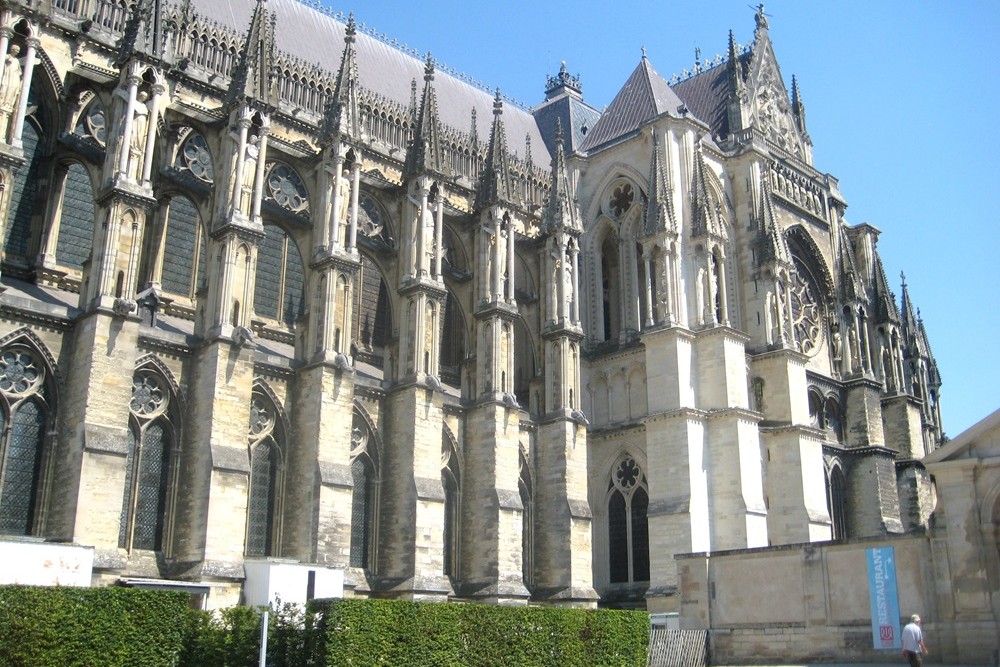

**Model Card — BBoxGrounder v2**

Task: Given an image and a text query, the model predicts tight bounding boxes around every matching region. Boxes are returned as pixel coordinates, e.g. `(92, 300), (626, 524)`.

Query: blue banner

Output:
(866, 546), (901, 649)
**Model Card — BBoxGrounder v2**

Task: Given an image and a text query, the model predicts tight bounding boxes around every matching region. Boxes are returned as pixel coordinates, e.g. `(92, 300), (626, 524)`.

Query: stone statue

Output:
(127, 91), (150, 181)
(0, 44), (23, 143)
(239, 135), (259, 215)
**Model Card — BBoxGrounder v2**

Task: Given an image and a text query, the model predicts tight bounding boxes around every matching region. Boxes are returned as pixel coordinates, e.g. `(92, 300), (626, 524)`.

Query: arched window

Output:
(160, 195), (205, 299)
(349, 412), (379, 570)
(55, 162), (95, 271)
(600, 234), (620, 342)
(0, 346), (52, 536)
(254, 224), (305, 327)
(518, 448), (533, 591)
(246, 388), (284, 557)
(607, 454), (649, 584)
(119, 369), (176, 551)
(442, 433), (461, 578)
(827, 463), (848, 541)
(5, 115), (44, 268)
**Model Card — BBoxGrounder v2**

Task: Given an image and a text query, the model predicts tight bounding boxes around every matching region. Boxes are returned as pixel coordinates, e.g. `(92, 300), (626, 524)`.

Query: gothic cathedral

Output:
(0, 0), (942, 612)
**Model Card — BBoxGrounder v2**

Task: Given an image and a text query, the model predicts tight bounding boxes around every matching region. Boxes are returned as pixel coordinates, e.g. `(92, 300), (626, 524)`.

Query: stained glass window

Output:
(607, 455), (649, 585)
(0, 399), (45, 535)
(0, 345), (50, 538)
(246, 389), (282, 558)
(349, 456), (373, 568)
(246, 439), (277, 557)
(119, 370), (174, 552)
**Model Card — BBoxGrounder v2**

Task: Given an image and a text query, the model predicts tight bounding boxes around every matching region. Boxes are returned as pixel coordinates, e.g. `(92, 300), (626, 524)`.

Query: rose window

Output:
(181, 133), (214, 182)
(130, 373), (167, 417)
(83, 103), (107, 146)
(613, 456), (641, 491)
(249, 396), (274, 438)
(266, 164), (309, 214)
(789, 260), (821, 355)
(358, 194), (385, 238)
(608, 182), (635, 219)
(0, 350), (42, 395)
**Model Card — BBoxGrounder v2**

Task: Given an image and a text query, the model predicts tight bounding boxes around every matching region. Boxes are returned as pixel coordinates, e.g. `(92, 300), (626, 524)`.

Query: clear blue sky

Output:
(323, 0), (999, 438)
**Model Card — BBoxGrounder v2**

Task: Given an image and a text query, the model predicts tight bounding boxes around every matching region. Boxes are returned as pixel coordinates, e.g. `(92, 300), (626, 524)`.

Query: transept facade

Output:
(0, 0), (942, 612)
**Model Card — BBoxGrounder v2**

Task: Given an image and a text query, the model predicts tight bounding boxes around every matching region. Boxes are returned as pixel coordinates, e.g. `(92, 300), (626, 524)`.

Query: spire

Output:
(476, 89), (515, 209)
(643, 129), (676, 235)
(690, 142), (722, 239)
(871, 256), (900, 323)
(404, 53), (446, 177)
(837, 226), (863, 301)
(791, 75), (808, 134)
(114, 0), (166, 68)
(725, 29), (748, 134)
(226, 0), (278, 110)
(321, 13), (361, 143)
(542, 119), (579, 233)
(756, 171), (790, 266)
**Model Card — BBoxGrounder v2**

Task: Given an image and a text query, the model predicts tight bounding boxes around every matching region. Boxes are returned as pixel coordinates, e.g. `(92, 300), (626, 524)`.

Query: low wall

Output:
(677, 536), (998, 665)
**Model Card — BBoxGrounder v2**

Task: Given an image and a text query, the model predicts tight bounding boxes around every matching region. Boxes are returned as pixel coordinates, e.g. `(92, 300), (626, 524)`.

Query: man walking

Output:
(901, 614), (927, 667)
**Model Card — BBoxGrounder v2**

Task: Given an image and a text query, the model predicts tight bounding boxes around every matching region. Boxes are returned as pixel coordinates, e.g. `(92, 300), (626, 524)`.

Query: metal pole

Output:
(259, 609), (269, 667)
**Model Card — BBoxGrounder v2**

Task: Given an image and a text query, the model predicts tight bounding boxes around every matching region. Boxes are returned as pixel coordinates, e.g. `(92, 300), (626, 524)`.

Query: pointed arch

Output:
(349, 404), (380, 570)
(119, 360), (181, 552)
(0, 331), (57, 537)
(826, 458), (848, 541)
(245, 381), (287, 557)
(442, 424), (462, 578)
(518, 445), (534, 592)
(605, 450), (650, 585)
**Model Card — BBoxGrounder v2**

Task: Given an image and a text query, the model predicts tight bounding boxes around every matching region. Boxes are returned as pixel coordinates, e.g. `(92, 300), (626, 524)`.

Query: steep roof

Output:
(579, 57), (685, 152)
(670, 60), (738, 139)
(173, 0), (548, 168)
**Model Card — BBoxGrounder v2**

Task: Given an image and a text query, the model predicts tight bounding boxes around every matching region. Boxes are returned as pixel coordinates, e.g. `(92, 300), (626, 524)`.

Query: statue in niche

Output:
(848, 321), (861, 371)
(695, 267), (706, 326)
(127, 91), (150, 182)
(0, 44), (22, 143)
(239, 134), (259, 216)
(831, 323), (843, 361)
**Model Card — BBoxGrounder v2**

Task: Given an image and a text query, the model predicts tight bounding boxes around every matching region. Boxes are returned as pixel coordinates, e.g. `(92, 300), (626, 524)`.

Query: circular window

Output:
(789, 259), (822, 355)
(181, 132), (214, 182)
(266, 164), (309, 213)
(605, 180), (635, 220)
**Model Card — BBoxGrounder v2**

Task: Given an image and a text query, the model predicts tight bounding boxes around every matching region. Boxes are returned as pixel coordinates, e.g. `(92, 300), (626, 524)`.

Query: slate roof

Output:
(534, 94), (602, 157)
(578, 57), (685, 153)
(174, 0), (549, 168)
(670, 53), (750, 139)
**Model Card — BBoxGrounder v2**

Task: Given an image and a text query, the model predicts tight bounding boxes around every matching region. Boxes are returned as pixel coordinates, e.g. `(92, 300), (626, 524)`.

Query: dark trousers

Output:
(904, 650), (922, 667)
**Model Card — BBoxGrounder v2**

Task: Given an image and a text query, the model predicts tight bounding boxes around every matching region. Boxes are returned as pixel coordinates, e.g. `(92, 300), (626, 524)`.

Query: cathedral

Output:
(0, 0), (943, 612)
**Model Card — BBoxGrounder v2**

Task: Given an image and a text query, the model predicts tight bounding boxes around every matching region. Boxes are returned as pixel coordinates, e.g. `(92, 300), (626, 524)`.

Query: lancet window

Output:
(826, 462), (848, 541)
(119, 367), (177, 552)
(519, 448), (533, 591)
(246, 387), (285, 558)
(0, 345), (53, 536)
(349, 412), (379, 570)
(442, 432), (462, 578)
(607, 454), (649, 584)
(254, 224), (305, 327)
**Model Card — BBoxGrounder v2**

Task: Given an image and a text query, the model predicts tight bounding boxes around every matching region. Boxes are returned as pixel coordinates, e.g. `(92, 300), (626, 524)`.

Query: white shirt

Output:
(901, 622), (923, 652)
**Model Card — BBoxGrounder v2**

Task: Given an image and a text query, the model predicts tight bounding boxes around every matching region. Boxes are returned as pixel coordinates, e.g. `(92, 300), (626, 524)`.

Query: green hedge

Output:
(316, 598), (650, 667)
(0, 587), (649, 666)
(0, 585), (190, 667)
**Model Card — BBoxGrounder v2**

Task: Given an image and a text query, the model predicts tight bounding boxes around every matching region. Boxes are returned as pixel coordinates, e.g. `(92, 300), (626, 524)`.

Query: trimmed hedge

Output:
(0, 585), (190, 667)
(0, 587), (649, 666)
(315, 598), (650, 667)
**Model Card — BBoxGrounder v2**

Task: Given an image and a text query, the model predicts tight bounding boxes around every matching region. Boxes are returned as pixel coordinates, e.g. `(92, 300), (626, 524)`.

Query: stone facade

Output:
(0, 0), (942, 612)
